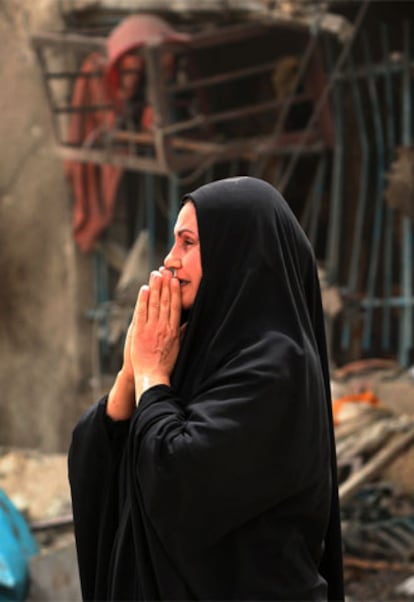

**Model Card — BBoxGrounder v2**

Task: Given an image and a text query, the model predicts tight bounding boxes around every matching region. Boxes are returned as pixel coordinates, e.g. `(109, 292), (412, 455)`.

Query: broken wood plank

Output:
(344, 555), (414, 572)
(336, 416), (406, 460)
(339, 425), (414, 505)
(335, 405), (392, 443)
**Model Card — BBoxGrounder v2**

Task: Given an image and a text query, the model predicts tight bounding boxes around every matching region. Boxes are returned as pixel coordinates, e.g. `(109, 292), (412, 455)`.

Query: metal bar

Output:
(53, 104), (114, 114)
(362, 33), (386, 352)
(257, 31), (320, 180)
(31, 31), (106, 51)
(307, 154), (327, 249)
(166, 57), (304, 94)
(305, 47), (335, 148)
(46, 70), (104, 79)
(168, 175), (179, 249)
(360, 297), (414, 309)
(341, 52), (370, 351)
(59, 130), (324, 171)
(332, 59), (414, 81)
(161, 94), (311, 136)
(92, 251), (110, 365)
(144, 46), (169, 128)
(145, 172), (156, 269)
(46, 66), (143, 80)
(381, 23), (396, 351)
(324, 36), (344, 287)
(277, 0), (371, 194)
(143, 45), (173, 173)
(110, 130), (227, 155)
(56, 144), (205, 174)
(399, 20), (413, 366)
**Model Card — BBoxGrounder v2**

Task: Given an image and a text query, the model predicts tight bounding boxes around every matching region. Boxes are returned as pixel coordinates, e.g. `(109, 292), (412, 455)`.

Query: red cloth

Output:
(105, 14), (189, 105)
(65, 52), (123, 252)
(65, 17), (189, 252)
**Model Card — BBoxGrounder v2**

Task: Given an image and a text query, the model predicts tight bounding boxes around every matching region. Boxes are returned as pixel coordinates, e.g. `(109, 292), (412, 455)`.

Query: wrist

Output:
(118, 367), (135, 389)
(135, 373), (170, 405)
(107, 369), (136, 420)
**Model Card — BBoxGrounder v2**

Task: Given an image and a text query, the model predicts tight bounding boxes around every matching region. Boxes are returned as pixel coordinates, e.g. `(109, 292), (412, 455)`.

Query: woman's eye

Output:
(183, 238), (194, 247)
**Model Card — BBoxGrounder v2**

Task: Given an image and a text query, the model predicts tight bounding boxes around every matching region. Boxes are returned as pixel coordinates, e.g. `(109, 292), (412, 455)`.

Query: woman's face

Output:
(164, 202), (202, 310)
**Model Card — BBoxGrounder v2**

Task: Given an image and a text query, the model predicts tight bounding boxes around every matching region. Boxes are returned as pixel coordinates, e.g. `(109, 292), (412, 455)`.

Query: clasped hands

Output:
(107, 268), (182, 419)
(129, 267), (182, 399)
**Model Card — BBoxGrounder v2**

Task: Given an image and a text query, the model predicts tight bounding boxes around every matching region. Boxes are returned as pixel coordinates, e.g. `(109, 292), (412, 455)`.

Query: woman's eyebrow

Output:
(176, 228), (197, 237)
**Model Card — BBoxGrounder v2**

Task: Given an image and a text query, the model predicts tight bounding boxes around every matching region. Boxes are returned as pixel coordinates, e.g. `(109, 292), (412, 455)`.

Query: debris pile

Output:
(0, 448), (71, 526)
(335, 402), (414, 506)
(0, 448), (78, 601)
(332, 372), (414, 600)
(0, 369), (413, 600)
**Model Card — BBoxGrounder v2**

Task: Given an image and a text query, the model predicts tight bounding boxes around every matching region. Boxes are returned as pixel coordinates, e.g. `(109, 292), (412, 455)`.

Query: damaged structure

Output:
(32, 0), (414, 384)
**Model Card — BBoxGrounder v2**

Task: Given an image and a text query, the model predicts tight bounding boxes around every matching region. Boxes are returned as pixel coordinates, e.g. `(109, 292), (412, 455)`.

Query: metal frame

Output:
(31, 20), (333, 181)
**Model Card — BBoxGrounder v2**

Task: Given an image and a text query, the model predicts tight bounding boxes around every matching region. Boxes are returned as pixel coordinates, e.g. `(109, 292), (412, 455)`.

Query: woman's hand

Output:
(131, 268), (181, 401)
(106, 268), (181, 419)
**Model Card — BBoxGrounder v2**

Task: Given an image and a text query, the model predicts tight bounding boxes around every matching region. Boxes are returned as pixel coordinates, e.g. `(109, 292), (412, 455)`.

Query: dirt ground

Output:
(0, 372), (413, 601)
(345, 565), (414, 601)
(0, 448), (71, 523)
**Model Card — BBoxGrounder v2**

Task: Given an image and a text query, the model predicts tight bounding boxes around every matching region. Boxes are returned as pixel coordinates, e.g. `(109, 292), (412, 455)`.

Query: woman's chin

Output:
(180, 289), (195, 311)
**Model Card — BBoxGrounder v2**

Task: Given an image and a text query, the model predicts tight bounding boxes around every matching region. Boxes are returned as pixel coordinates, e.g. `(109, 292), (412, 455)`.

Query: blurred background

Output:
(0, 1), (414, 600)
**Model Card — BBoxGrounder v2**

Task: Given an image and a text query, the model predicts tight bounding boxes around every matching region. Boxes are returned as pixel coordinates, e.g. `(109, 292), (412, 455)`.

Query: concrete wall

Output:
(0, 0), (93, 452)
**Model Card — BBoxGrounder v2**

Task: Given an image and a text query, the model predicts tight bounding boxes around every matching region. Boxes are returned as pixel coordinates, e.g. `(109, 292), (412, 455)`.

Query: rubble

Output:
(395, 575), (414, 598)
(0, 448), (71, 524)
(331, 368), (414, 600)
(0, 368), (413, 600)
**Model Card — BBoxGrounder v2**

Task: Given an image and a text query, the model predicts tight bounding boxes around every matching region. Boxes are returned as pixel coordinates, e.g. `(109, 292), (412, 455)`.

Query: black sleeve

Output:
(68, 397), (130, 601)
(130, 339), (332, 562)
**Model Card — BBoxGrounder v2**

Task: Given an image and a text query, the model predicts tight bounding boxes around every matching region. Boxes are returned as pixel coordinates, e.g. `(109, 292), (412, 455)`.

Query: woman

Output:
(69, 176), (344, 601)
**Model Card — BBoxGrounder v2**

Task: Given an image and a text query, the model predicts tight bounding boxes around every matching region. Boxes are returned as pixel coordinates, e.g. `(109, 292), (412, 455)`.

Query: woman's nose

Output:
(163, 249), (181, 270)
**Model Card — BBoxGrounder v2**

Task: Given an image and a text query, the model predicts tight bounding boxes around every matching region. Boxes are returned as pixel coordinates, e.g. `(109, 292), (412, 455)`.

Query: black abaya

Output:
(69, 176), (344, 601)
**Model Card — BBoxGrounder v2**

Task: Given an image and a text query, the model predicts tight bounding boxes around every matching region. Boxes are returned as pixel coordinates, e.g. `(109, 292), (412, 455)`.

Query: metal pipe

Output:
(300, 154), (324, 242)
(332, 59), (414, 81)
(161, 94), (311, 136)
(31, 31), (106, 50)
(145, 172), (156, 270)
(166, 57), (294, 94)
(381, 23), (396, 351)
(341, 52), (370, 351)
(257, 29), (321, 180)
(168, 175), (179, 249)
(362, 33), (386, 352)
(308, 153), (327, 250)
(399, 20), (414, 366)
(277, 0), (371, 194)
(92, 250), (110, 366)
(324, 36), (344, 287)
(360, 297), (414, 309)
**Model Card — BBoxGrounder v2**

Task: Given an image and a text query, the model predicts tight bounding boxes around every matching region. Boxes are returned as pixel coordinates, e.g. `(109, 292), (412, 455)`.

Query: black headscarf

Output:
(69, 176), (344, 601)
